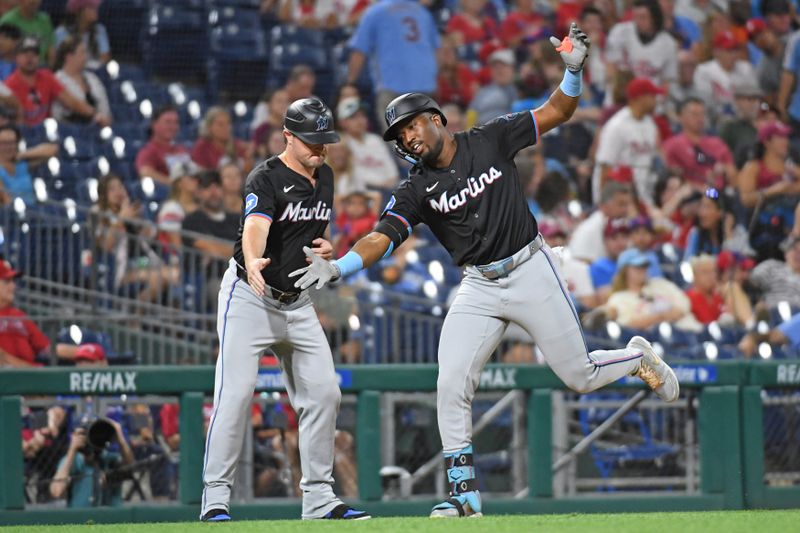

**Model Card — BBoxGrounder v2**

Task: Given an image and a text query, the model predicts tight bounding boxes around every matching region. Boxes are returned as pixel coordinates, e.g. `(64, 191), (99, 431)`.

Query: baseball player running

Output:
(200, 98), (370, 522)
(291, 24), (679, 518)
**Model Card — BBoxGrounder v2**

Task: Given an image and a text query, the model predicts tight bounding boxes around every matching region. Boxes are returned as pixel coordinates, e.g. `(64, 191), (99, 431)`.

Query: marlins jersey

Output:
(377, 111), (540, 266)
(233, 156), (333, 292)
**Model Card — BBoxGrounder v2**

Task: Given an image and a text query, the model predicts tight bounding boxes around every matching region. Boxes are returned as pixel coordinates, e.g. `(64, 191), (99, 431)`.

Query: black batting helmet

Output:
(283, 97), (340, 145)
(382, 93), (447, 142)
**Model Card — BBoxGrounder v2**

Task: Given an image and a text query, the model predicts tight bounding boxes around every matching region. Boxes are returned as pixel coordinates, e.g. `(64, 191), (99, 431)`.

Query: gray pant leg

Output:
(437, 275), (507, 453)
(201, 267), (281, 516)
(507, 245), (642, 393)
(280, 302), (343, 519)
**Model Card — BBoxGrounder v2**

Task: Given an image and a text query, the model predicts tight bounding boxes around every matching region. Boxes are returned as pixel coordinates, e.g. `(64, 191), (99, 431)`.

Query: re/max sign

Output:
(69, 372), (138, 393)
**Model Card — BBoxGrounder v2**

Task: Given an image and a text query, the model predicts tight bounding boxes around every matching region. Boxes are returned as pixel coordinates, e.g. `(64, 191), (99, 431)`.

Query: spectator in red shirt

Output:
(5, 35), (94, 126)
(333, 190), (378, 257)
(191, 106), (253, 174)
(661, 97), (737, 190)
(685, 254), (725, 324)
(135, 104), (191, 185)
(499, 0), (545, 49)
(0, 259), (50, 367)
(436, 36), (478, 108)
(446, 0), (497, 46)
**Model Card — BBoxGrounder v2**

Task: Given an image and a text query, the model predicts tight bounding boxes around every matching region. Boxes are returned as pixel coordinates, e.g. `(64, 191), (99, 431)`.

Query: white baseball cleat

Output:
(628, 336), (679, 402)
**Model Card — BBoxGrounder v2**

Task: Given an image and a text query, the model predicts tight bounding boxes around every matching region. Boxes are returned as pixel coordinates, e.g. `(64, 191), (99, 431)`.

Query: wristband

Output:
(332, 251), (364, 278)
(559, 69), (582, 98)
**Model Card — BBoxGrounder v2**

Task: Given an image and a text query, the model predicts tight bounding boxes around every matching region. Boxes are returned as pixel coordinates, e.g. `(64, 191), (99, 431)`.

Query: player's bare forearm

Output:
(534, 89), (579, 136)
(350, 232), (392, 269)
(242, 216), (270, 263)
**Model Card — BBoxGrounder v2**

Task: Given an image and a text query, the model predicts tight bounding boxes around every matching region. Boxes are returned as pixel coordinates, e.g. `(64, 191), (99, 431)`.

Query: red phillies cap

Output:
(74, 343), (106, 362)
(607, 165), (634, 184)
(0, 259), (21, 280)
(713, 31), (739, 50)
(625, 78), (665, 100)
(746, 18), (768, 39)
(604, 218), (630, 238)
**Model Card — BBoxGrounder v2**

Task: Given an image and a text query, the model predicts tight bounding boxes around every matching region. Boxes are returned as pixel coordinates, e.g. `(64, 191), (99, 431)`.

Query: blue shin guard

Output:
(430, 446), (482, 518)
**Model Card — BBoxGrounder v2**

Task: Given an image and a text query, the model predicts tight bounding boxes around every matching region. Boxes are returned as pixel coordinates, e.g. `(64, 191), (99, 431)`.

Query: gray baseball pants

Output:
(201, 260), (342, 519)
(438, 241), (644, 452)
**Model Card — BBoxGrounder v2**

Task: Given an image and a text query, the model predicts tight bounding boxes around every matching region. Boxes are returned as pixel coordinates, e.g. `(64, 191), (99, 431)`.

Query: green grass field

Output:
(1, 510), (798, 533)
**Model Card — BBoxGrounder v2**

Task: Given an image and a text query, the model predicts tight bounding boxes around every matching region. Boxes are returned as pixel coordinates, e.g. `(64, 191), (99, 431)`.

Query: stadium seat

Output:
(578, 393), (680, 489)
(142, 6), (208, 81)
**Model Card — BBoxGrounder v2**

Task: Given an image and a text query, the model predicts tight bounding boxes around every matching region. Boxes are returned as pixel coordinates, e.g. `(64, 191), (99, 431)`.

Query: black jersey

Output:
(376, 111), (540, 266)
(233, 156), (333, 292)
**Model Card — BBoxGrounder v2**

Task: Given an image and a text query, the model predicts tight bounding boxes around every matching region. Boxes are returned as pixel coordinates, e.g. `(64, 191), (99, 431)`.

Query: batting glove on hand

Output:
(549, 22), (590, 73)
(289, 246), (341, 290)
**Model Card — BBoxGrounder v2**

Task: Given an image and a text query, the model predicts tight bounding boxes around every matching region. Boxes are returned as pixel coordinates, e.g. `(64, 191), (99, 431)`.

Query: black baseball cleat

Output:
(321, 504), (371, 520)
(201, 509), (231, 522)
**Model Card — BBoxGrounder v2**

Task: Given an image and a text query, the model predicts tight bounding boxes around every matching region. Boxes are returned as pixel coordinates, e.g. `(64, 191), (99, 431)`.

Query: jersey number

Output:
(401, 17), (420, 42)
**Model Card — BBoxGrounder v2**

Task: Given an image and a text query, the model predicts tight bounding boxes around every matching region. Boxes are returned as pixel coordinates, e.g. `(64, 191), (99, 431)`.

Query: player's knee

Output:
(316, 381), (341, 408)
(564, 377), (593, 394)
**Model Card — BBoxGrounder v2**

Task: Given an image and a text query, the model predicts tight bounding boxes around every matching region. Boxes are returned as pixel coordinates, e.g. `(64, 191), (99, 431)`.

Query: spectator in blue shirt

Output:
(0, 125), (59, 206)
(54, 0), (111, 69)
(659, 0), (700, 50)
(778, 27), (800, 142)
(346, 0), (440, 129)
(0, 24), (19, 80)
(590, 218), (631, 304)
(49, 418), (134, 508)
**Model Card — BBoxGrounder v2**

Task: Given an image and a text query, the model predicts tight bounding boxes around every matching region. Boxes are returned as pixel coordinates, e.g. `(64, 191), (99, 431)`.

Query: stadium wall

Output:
(0, 362), (798, 525)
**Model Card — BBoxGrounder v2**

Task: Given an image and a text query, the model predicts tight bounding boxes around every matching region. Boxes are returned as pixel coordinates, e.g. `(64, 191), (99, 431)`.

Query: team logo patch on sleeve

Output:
(245, 193), (258, 215)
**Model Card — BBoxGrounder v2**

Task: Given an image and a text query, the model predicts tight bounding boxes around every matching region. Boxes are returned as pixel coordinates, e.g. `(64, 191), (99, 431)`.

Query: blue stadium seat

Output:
(270, 25), (324, 48)
(99, 0), (147, 63)
(207, 24), (269, 101)
(142, 6), (208, 80)
(578, 393), (680, 489)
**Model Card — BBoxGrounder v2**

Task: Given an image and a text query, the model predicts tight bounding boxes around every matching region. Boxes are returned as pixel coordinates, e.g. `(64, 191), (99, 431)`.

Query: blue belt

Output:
(475, 234), (544, 280)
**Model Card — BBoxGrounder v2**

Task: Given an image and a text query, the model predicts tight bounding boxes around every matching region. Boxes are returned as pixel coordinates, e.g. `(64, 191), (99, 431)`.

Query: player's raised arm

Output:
(532, 23), (591, 136)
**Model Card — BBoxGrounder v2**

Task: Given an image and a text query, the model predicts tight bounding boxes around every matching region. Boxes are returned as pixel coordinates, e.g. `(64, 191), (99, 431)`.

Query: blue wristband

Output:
(332, 251), (364, 278)
(559, 69), (582, 98)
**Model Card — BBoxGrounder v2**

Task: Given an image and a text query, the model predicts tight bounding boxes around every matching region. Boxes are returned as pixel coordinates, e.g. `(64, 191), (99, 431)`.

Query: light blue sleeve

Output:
(349, 6), (376, 54)
(683, 228), (699, 261)
(425, 9), (440, 49)
(96, 23), (110, 55)
(54, 26), (67, 49)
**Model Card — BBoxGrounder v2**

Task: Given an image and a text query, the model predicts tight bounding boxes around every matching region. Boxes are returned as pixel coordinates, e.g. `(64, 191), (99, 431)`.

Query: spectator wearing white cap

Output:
(468, 48), (517, 126)
(337, 96), (398, 191)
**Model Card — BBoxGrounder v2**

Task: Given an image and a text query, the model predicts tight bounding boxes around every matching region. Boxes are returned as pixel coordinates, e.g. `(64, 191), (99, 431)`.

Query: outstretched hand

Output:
(549, 22), (590, 72)
(289, 246), (341, 290)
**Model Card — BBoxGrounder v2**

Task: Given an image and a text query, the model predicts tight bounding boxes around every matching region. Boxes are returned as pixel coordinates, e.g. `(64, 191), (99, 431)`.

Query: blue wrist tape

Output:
(559, 69), (582, 98)
(333, 251), (364, 278)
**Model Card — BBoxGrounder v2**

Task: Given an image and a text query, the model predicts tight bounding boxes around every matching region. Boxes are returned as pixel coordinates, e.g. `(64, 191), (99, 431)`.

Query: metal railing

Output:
(1, 201), (548, 365)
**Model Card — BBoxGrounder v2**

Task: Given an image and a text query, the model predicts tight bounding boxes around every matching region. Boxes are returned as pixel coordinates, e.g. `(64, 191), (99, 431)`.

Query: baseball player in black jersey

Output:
(199, 98), (369, 522)
(291, 25), (679, 518)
